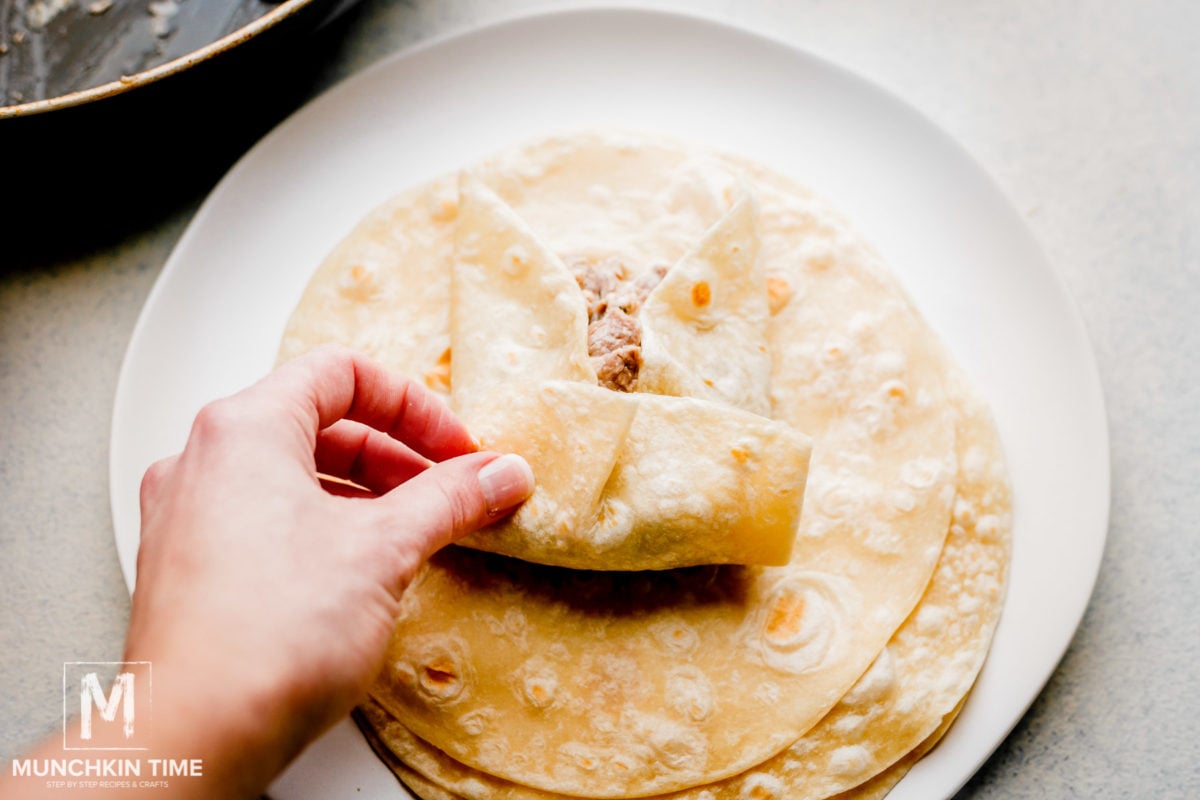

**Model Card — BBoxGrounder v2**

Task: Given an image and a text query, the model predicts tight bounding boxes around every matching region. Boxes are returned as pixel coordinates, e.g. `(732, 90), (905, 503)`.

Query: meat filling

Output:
(573, 258), (628, 322)
(569, 259), (669, 392)
(588, 309), (642, 391)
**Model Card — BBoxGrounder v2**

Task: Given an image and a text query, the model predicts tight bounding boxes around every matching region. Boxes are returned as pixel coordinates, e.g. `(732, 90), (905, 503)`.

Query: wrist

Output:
(119, 641), (315, 798)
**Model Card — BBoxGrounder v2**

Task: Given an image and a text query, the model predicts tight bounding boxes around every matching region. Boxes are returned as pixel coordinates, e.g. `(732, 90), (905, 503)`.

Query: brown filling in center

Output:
(569, 258), (668, 392)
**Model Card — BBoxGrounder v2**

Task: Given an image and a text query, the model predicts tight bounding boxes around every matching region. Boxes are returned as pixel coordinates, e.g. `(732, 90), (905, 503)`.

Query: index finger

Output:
(254, 345), (476, 462)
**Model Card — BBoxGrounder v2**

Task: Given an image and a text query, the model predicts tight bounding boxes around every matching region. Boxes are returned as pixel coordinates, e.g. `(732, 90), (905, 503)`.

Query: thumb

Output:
(375, 450), (535, 573)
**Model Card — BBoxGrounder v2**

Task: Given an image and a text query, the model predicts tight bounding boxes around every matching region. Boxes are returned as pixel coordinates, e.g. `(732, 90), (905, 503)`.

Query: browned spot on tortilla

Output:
(350, 264), (372, 285)
(431, 197), (459, 222)
(765, 592), (806, 642)
(766, 275), (793, 315)
(423, 353), (451, 393)
(731, 448), (750, 465)
(421, 658), (459, 695)
(691, 281), (712, 307)
(809, 252), (834, 271)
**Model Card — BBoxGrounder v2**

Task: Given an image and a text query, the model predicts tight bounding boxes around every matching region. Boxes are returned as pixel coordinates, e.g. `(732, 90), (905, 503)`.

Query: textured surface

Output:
(353, 364), (1010, 800)
(2, 1), (1198, 797)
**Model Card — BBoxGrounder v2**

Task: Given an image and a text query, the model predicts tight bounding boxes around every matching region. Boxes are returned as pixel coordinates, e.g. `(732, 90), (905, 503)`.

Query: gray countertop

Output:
(3, 1), (1198, 797)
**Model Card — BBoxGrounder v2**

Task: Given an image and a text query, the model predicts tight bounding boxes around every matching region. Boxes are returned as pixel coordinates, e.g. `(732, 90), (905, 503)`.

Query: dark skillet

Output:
(2, 0), (359, 261)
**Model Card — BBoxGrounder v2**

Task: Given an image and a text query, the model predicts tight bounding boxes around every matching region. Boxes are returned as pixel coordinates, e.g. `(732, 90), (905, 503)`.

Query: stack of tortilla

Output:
(278, 133), (1011, 800)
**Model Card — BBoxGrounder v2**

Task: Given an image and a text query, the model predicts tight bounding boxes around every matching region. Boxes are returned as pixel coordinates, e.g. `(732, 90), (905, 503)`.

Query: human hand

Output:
(123, 345), (533, 796)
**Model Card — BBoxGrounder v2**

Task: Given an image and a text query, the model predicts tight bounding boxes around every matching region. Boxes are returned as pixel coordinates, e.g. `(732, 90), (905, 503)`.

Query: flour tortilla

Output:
(279, 162), (812, 573)
(279, 133), (973, 797)
(351, 370), (1009, 800)
(823, 697), (967, 800)
(356, 694), (968, 800)
(450, 172), (597, 417)
(638, 190), (772, 416)
(305, 135), (957, 796)
(450, 176), (811, 570)
(370, 748), (953, 800)
(464, 381), (811, 569)
(357, 701), (962, 800)
(278, 175), (458, 381)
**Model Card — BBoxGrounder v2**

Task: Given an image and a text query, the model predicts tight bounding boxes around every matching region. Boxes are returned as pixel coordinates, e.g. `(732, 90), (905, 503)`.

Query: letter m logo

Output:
(63, 661), (151, 750)
(81, 671), (134, 740)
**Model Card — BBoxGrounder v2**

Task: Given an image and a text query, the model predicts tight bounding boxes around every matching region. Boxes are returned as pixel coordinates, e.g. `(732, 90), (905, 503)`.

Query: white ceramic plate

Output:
(110, 7), (1110, 799)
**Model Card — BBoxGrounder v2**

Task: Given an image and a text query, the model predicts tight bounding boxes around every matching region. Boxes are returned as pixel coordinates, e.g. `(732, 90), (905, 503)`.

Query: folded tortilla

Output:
(363, 141), (956, 796)
(451, 174), (811, 570)
(353, 364), (1009, 800)
(638, 187), (772, 416)
(277, 132), (1003, 799)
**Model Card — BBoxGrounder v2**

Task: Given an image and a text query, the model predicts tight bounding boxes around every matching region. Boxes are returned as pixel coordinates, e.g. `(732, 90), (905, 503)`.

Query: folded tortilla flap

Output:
(639, 190), (772, 416)
(458, 382), (812, 570)
(450, 174), (811, 571)
(599, 392), (812, 569)
(458, 381), (637, 565)
(451, 172), (595, 418)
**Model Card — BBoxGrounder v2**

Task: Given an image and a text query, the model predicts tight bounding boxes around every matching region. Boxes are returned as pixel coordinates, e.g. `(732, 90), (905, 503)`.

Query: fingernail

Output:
(477, 454), (534, 514)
